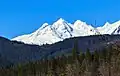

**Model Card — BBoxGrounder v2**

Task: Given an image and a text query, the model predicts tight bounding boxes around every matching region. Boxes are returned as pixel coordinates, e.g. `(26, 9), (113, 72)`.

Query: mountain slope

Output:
(12, 18), (120, 45)
(97, 20), (120, 34)
(2, 35), (120, 65)
(12, 18), (98, 45)
(73, 20), (99, 36)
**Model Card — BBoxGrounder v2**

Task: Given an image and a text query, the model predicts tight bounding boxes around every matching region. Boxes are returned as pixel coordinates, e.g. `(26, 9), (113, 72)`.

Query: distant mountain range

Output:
(12, 18), (120, 45)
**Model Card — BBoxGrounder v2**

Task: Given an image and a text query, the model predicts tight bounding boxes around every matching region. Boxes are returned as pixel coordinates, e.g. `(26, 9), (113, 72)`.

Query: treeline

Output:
(0, 40), (120, 76)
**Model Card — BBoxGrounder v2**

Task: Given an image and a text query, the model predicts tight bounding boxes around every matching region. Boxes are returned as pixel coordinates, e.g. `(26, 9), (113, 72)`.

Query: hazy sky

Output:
(0, 0), (120, 39)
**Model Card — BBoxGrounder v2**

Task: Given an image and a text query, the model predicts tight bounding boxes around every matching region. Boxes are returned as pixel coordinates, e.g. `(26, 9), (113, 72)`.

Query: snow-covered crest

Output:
(12, 18), (120, 45)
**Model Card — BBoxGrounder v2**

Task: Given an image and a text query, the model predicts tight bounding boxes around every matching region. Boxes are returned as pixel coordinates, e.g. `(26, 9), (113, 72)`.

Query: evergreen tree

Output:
(93, 50), (99, 62)
(79, 52), (85, 63)
(72, 39), (79, 63)
(17, 64), (23, 76)
(99, 48), (107, 63)
(91, 50), (100, 76)
(85, 48), (92, 63)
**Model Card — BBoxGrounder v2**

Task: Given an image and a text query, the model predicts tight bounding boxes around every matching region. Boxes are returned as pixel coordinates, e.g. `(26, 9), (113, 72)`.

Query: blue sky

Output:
(0, 0), (120, 39)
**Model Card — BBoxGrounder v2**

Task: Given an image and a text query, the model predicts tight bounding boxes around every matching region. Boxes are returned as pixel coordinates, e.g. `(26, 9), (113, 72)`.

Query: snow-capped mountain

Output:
(73, 20), (99, 36)
(12, 18), (120, 45)
(97, 20), (120, 34)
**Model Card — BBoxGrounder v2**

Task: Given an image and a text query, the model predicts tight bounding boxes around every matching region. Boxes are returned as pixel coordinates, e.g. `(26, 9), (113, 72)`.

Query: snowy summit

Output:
(12, 18), (120, 45)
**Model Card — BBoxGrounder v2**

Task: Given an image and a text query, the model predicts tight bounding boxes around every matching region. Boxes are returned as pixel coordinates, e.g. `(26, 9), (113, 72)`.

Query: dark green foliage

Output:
(79, 52), (85, 63)
(85, 48), (92, 62)
(0, 40), (120, 76)
(72, 39), (79, 61)
(93, 50), (99, 62)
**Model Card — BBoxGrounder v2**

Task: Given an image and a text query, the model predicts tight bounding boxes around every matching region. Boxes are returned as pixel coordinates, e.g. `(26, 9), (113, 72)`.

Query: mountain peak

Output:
(57, 18), (65, 21)
(54, 18), (66, 25)
(105, 22), (110, 24)
(39, 23), (49, 30)
(12, 19), (120, 46)
(52, 18), (69, 30)
(101, 22), (110, 28)
(105, 22), (110, 25)
(73, 20), (89, 29)
(74, 20), (85, 26)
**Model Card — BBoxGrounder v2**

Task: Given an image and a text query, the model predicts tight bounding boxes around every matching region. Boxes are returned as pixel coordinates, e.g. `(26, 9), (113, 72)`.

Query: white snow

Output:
(73, 20), (97, 36)
(97, 20), (120, 34)
(12, 18), (120, 45)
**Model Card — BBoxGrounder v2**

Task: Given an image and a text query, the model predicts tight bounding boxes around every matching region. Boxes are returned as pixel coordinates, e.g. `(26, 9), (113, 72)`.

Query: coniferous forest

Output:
(0, 39), (120, 76)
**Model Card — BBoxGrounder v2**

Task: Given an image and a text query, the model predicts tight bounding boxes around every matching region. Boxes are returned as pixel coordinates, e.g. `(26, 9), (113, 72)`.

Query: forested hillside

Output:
(0, 35), (120, 65)
(0, 39), (120, 76)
